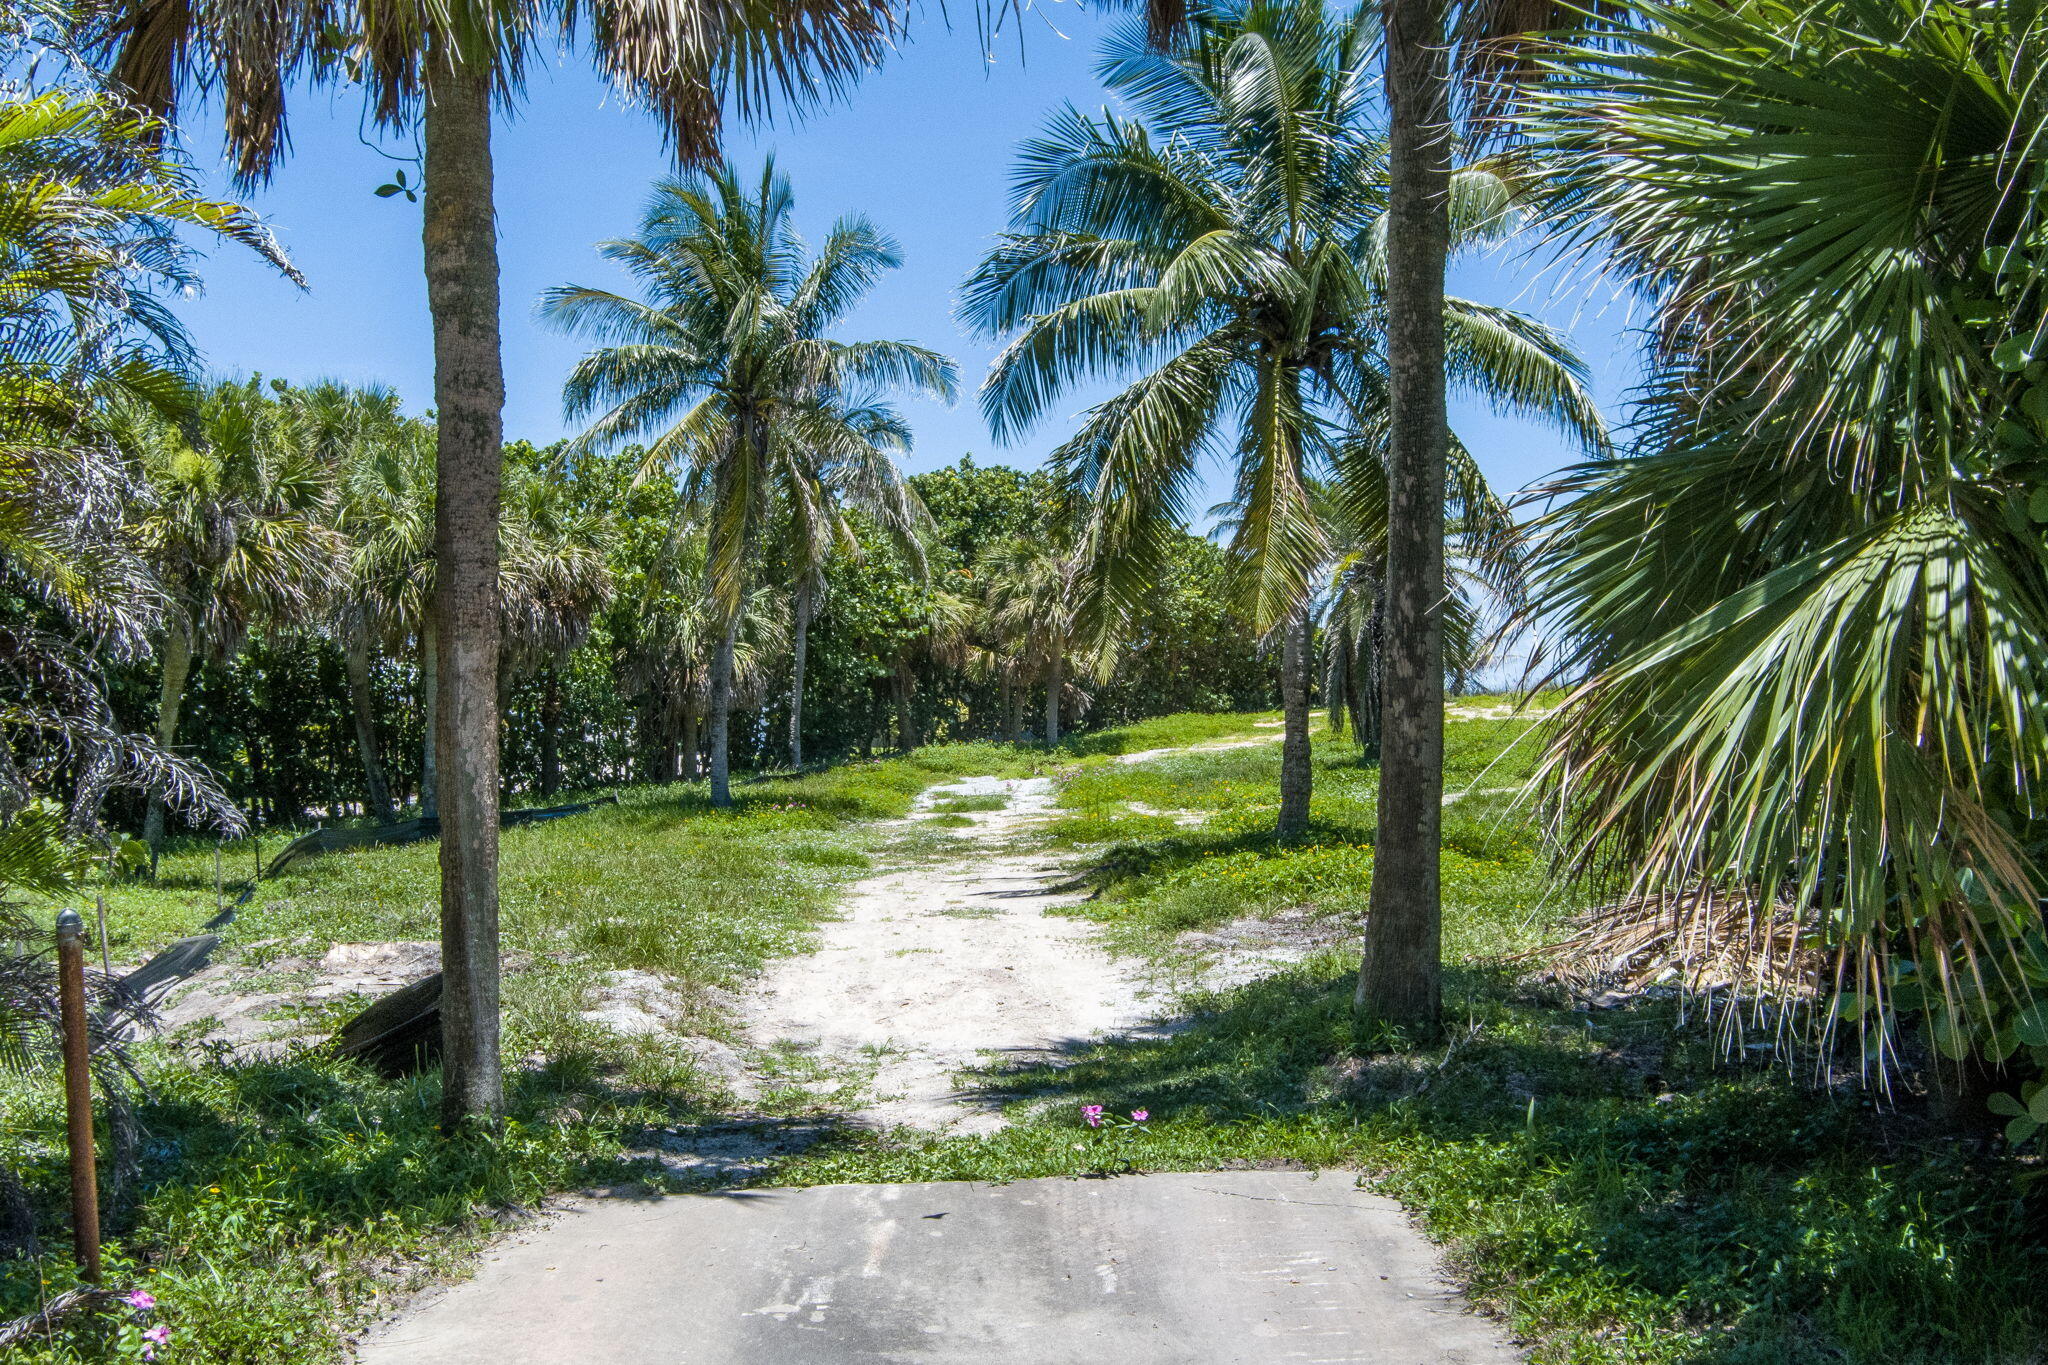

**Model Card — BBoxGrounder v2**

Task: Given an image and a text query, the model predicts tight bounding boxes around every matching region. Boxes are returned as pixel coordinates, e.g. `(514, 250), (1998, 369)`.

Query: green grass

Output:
(8, 711), (2039, 1364)
(767, 719), (2044, 1365)
(0, 743), (1036, 1362)
(928, 794), (1008, 814)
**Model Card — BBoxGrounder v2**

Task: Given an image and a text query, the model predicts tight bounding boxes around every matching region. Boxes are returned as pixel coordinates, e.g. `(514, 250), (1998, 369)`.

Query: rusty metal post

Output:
(54, 908), (100, 1283)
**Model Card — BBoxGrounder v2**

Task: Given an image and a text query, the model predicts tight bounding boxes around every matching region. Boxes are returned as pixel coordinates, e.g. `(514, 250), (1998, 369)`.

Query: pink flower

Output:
(126, 1289), (157, 1311)
(141, 1323), (170, 1360)
(1130, 1109), (1149, 1123)
(1081, 1104), (1104, 1128)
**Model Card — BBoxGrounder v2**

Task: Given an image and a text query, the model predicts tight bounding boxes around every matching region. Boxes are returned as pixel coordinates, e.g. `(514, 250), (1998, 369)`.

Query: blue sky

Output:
(172, 1), (1641, 504)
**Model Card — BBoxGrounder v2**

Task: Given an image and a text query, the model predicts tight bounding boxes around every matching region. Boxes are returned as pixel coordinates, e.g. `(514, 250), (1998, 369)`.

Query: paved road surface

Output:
(359, 1172), (1518, 1364)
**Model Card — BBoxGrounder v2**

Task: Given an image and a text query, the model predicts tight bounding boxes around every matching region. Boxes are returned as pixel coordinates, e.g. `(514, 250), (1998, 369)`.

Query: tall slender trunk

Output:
(419, 617), (439, 818)
(425, 59), (506, 1126)
(1326, 628), (1347, 736)
(708, 615), (739, 806)
(345, 621), (395, 823)
(788, 582), (812, 769)
(1043, 651), (1064, 747)
(142, 623), (195, 868)
(1008, 670), (1025, 745)
(894, 666), (914, 753)
(538, 663), (562, 796)
(1276, 605), (1312, 839)
(1357, 0), (1451, 1038)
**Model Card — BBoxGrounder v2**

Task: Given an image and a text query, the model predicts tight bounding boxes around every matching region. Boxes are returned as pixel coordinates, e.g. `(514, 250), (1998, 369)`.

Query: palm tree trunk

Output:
(1043, 652), (1064, 746)
(420, 617), (439, 818)
(789, 582), (812, 769)
(708, 614), (739, 806)
(424, 59), (506, 1127)
(1008, 671), (1025, 745)
(1327, 626), (1348, 736)
(345, 620), (395, 823)
(538, 662), (563, 797)
(1276, 605), (1312, 839)
(142, 623), (195, 869)
(894, 666), (914, 752)
(1357, 0), (1451, 1038)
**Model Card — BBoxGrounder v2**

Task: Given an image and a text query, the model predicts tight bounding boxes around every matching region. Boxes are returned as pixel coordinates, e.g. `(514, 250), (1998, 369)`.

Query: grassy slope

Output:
(776, 715), (2045, 1365)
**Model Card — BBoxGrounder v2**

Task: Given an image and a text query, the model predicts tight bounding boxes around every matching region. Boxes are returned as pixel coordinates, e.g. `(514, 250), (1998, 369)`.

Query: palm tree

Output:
(545, 163), (955, 804)
(499, 446), (616, 795)
(616, 521), (785, 782)
(1358, 0), (1599, 1037)
(964, 0), (1599, 838)
(293, 381), (422, 823)
(101, 0), (901, 1127)
(0, 88), (275, 842)
(980, 535), (1105, 745)
(779, 397), (929, 770)
(1524, 0), (2048, 1082)
(124, 379), (345, 866)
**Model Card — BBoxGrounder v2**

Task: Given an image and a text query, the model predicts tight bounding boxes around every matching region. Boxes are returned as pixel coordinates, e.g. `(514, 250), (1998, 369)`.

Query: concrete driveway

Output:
(358, 1171), (1518, 1364)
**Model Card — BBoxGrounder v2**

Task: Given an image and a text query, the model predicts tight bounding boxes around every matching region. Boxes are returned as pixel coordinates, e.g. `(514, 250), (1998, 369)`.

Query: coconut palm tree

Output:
(1524, 0), (2048, 1089)
(779, 396), (929, 770)
(1357, 0), (1605, 1036)
(964, 0), (1600, 838)
(617, 521), (785, 782)
(98, 0), (902, 1126)
(123, 379), (345, 866)
(545, 163), (955, 804)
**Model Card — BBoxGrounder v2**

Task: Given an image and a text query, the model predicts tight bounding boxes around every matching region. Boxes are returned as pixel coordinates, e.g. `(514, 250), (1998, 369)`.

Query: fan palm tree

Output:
(1524, 0), (2048, 1089)
(290, 381), (422, 823)
(499, 446), (616, 794)
(124, 379), (345, 866)
(964, 0), (1599, 838)
(616, 521), (785, 782)
(545, 163), (956, 804)
(335, 403), (445, 816)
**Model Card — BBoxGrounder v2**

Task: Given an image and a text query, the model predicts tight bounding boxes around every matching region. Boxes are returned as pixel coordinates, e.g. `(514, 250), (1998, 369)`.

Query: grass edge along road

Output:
(4, 708), (2043, 1363)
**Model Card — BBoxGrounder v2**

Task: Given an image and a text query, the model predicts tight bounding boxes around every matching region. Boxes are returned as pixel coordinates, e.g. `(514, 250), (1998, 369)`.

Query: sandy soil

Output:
(739, 774), (1157, 1133)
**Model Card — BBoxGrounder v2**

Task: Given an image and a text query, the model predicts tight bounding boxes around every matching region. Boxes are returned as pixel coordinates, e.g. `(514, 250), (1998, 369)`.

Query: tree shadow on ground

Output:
(913, 965), (2044, 1365)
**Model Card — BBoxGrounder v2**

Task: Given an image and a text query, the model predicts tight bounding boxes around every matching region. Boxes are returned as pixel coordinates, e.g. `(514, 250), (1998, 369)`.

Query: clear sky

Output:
(170, 1), (1641, 504)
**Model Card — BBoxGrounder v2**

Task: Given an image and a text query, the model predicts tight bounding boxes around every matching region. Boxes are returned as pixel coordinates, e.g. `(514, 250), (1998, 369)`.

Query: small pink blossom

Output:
(1130, 1109), (1149, 1123)
(126, 1289), (156, 1311)
(1081, 1104), (1104, 1128)
(141, 1323), (170, 1360)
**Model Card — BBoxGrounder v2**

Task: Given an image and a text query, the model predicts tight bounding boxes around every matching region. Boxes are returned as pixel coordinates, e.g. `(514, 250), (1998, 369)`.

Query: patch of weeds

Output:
(929, 794), (1008, 814)
(925, 814), (976, 828)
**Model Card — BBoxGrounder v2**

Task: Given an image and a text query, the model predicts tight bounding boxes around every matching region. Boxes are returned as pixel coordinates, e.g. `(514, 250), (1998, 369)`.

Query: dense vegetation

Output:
(3, 0), (2047, 1359)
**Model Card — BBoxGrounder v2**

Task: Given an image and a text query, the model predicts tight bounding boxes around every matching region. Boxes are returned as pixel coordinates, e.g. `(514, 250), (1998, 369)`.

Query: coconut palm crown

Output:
(963, 0), (1603, 831)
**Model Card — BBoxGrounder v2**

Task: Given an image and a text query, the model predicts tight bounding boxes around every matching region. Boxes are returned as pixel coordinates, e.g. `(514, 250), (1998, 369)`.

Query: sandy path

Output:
(739, 773), (1152, 1132)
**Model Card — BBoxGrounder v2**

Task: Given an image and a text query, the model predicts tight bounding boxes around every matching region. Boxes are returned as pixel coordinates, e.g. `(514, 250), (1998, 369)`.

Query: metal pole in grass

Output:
(54, 908), (101, 1283)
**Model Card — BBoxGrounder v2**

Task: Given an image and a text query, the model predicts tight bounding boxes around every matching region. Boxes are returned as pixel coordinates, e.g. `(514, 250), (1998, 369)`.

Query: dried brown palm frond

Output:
(1511, 890), (1865, 1068)
(1514, 889), (1821, 1004)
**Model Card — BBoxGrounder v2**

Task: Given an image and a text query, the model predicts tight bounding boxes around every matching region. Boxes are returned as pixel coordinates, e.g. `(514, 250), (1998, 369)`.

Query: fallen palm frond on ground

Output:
(1511, 889), (1821, 1007)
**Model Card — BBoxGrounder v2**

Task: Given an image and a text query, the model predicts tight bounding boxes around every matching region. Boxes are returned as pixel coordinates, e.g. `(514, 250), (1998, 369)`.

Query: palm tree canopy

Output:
(545, 161), (956, 619)
(963, 0), (1603, 634)
(1522, 0), (2048, 1064)
(92, 0), (902, 181)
